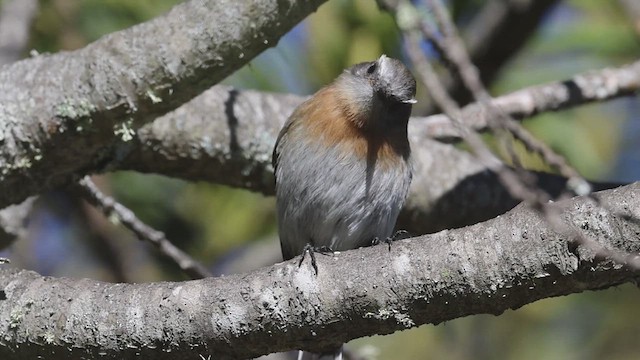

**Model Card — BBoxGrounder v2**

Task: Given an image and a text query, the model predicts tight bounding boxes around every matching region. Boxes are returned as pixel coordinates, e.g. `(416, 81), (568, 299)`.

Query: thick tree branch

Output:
(1, 183), (639, 359)
(0, 22), (634, 237)
(117, 87), (302, 195)
(112, 82), (621, 235)
(0, 0), (39, 247)
(0, 0), (327, 209)
(0, 2), (633, 232)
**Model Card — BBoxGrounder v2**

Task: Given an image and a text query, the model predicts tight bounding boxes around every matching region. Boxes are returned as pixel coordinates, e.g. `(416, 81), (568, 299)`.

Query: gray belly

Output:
(276, 140), (411, 260)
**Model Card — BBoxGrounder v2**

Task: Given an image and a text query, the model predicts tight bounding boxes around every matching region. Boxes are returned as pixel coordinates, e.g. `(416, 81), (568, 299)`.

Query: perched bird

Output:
(272, 55), (416, 360)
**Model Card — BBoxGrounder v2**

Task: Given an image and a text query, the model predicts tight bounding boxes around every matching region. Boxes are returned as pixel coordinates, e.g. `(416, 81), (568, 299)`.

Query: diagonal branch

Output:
(420, 0), (588, 194)
(0, 183), (639, 359)
(72, 177), (212, 279)
(111, 83), (623, 235)
(1, 56), (635, 236)
(110, 57), (631, 234)
(0, 0), (328, 209)
(396, 0), (559, 112)
(458, 0), (560, 105)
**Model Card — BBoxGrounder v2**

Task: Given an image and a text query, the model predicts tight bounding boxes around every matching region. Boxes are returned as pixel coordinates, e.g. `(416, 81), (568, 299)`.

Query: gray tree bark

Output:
(1, 183), (639, 359)
(0, 0), (638, 359)
(0, 0), (631, 234)
(0, 0), (327, 208)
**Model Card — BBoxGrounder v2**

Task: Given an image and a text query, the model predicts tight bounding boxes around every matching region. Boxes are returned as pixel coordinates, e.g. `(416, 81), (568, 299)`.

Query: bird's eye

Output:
(366, 63), (376, 74)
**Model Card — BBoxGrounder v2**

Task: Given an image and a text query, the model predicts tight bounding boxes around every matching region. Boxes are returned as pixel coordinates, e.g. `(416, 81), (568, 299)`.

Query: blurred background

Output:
(1, 0), (640, 359)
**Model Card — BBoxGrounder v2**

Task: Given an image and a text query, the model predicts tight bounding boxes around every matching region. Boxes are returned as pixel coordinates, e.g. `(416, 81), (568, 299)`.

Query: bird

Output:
(272, 55), (416, 360)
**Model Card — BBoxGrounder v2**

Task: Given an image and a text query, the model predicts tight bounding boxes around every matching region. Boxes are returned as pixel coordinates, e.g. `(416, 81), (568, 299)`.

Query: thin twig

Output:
(418, 0), (640, 266)
(74, 176), (212, 279)
(389, 0), (640, 269)
(388, 0), (559, 111)
(404, 29), (542, 205)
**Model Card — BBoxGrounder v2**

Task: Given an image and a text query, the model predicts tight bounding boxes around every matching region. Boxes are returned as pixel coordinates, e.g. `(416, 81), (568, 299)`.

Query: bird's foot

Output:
(371, 230), (411, 251)
(391, 230), (411, 241)
(371, 236), (393, 251)
(298, 244), (334, 275)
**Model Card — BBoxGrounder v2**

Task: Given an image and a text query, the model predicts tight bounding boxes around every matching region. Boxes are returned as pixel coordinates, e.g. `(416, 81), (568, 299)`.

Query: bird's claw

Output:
(371, 236), (391, 251)
(371, 230), (411, 251)
(298, 244), (334, 275)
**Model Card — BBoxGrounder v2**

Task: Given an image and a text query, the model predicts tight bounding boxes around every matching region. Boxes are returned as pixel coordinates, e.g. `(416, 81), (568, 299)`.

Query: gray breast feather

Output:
(275, 135), (411, 260)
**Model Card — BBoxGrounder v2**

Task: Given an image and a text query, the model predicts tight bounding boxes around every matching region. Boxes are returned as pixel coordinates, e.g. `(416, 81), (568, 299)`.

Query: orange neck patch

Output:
(291, 86), (410, 169)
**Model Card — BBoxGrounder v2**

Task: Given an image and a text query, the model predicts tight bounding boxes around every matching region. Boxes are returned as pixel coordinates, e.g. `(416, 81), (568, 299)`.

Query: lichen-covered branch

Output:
(1, 183), (639, 359)
(0, 2), (633, 232)
(116, 87), (303, 195)
(112, 84), (621, 235)
(0, 0), (327, 208)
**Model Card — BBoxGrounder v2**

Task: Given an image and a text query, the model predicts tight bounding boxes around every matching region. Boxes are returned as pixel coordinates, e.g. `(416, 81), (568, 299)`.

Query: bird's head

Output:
(334, 55), (417, 129)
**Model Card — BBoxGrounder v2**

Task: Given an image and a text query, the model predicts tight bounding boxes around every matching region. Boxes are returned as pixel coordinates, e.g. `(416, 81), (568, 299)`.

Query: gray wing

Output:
(272, 116), (296, 178)
(273, 111), (302, 260)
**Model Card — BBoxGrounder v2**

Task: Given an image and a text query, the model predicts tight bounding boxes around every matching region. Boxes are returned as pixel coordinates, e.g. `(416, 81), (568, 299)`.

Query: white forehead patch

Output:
(378, 54), (394, 80)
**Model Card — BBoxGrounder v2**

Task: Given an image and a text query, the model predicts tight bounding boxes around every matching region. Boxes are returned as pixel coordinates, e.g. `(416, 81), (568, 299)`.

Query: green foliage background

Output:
(8, 0), (640, 359)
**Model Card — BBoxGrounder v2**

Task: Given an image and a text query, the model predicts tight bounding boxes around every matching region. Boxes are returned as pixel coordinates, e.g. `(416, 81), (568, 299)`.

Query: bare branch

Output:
(73, 177), (212, 279)
(1, 183), (639, 359)
(460, 0), (560, 105)
(404, 25), (539, 203)
(421, 60), (640, 141)
(421, 0), (589, 195)
(382, 0), (635, 269)
(391, 0), (559, 111)
(116, 87), (302, 195)
(107, 85), (621, 235)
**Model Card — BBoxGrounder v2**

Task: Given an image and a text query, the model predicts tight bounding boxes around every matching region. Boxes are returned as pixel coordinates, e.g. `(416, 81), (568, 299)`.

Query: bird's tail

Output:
(297, 345), (343, 360)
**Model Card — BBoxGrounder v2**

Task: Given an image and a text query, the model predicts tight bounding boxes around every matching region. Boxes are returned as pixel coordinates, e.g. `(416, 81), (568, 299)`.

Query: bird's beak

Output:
(402, 98), (418, 104)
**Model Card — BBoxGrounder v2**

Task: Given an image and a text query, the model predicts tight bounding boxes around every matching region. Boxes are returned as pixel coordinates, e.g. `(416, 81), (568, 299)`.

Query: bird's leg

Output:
(371, 236), (392, 251)
(371, 230), (411, 251)
(298, 244), (334, 275)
